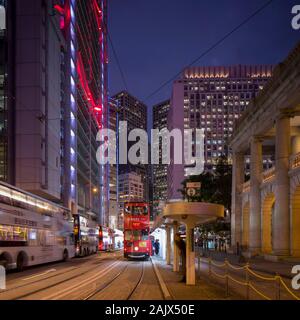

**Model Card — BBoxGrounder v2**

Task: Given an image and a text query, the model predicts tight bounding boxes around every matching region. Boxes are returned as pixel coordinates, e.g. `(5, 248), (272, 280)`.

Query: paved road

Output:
(0, 252), (164, 300)
(3, 251), (297, 300)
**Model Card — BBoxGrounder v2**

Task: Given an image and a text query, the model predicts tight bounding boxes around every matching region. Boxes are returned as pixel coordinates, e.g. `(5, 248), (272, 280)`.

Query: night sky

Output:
(108, 0), (300, 128)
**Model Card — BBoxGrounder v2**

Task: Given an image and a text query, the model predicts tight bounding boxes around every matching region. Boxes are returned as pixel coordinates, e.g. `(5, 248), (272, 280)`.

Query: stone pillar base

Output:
(186, 251), (196, 286)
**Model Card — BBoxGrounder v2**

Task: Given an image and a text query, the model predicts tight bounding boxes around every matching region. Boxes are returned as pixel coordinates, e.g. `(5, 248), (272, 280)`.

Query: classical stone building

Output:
(230, 42), (300, 260)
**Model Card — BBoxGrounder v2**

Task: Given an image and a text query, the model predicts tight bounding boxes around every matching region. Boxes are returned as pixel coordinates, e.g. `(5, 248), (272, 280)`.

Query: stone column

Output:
(273, 116), (291, 256)
(173, 222), (180, 272)
(249, 138), (263, 254)
(186, 223), (195, 285)
(166, 225), (171, 265)
(231, 152), (244, 249)
(292, 135), (300, 154)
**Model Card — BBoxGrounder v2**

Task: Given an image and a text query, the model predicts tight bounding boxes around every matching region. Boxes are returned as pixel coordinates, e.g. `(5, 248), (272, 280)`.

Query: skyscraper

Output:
(112, 91), (148, 203)
(168, 65), (273, 200)
(0, 0), (108, 224)
(0, 0), (9, 182)
(152, 99), (170, 219)
(0, 0), (66, 201)
(108, 98), (119, 229)
(55, 0), (108, 223)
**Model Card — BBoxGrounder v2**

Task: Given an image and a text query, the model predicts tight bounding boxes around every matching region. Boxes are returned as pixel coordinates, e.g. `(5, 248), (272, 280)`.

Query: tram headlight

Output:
(134, 246), (139, 251)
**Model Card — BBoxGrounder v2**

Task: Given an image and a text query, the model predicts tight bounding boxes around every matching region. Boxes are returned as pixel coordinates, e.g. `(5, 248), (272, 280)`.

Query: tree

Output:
(178, 155), (232, 210)
(210, 155), (232, 211)
(178, 155), (232, 234)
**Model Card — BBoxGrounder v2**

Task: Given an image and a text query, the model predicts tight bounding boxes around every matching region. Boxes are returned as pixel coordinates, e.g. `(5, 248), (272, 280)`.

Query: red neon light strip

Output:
(54, 0), (71, 35)
(77, 53), (103, 128)
(56, 0), (105, 129)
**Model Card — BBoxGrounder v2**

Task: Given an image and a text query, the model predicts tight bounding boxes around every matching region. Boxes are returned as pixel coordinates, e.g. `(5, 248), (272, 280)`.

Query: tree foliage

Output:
(178, 155), (232, 211)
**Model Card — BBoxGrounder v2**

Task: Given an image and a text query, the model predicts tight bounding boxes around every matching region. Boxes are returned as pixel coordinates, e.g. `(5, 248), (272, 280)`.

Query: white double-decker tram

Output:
(0, 182), (75, 271)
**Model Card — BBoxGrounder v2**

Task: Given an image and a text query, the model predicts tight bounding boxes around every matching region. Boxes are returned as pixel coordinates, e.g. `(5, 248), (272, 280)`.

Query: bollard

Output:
(208, 257), (212, 276)
(0, 266), (5, 290)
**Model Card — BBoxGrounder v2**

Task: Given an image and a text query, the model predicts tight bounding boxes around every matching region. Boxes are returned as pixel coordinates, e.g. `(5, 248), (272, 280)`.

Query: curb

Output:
(150, 257), (173, 300)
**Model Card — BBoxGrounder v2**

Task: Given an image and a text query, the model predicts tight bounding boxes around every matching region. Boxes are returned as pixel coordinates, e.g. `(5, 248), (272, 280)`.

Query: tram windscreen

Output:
(124, 229), (149, 241)
(124, 205), (148, 216)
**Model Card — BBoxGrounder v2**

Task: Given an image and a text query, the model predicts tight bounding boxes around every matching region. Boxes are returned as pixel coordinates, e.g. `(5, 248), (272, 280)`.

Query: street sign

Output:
(186, 182), (201, 189)
(186, 182), (201, 201)
(187, 188), (196, 197)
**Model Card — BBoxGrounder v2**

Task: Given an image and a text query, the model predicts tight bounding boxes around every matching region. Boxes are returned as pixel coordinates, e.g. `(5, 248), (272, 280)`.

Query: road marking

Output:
(41, 260), (121, 300)
(151, 258), (172, 300)
(22, 269), (57, 281)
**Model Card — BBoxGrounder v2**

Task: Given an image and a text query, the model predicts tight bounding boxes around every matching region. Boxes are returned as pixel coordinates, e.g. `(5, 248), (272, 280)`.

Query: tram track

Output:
(1, 255), (170, 300)
(83, 261), (148, 300)
(0, 256), (121, 300)
(83, 264), (130, 300)
(84, 259), (167, 301)
(1, 254), (114, 295)
(125, 261), (145, 300)
(42, 260), (123, 300)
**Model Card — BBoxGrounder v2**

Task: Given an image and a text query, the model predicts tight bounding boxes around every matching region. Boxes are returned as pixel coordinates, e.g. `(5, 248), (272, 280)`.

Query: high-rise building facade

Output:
(0, 1), (8, 182)
(55, 0), (109, 223)
(0, 0), (66, 202)
(168, 65), (273, 200)
(108, 98), (119, 229)
(152, 100), (170, 219)
(0, 0), (109, 224)
(118, 171), (144, 230)
(112, 91), (148, 202)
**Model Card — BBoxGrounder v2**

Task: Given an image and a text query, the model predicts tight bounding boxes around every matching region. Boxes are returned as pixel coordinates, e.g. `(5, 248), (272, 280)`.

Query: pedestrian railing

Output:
(198, 257), (300, 300)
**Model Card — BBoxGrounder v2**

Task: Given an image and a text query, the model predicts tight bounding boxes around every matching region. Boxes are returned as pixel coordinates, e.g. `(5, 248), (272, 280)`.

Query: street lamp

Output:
(93, 187), (98, 194)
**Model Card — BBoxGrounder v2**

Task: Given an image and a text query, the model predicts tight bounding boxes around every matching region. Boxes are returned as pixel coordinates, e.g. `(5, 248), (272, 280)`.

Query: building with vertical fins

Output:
(54, 0), (108, 223)
(108, 98), (119, 230)
(0, 0), (66, 200)
(0, 0), (109, 225)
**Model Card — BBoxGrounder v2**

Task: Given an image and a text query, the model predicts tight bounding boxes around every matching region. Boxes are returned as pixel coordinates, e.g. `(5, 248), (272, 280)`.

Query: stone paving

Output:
(153, 256), (243, 300)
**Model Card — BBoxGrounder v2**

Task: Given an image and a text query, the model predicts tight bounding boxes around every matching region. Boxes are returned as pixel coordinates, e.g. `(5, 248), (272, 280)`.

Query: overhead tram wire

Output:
(107, 30), (129, 92)
(144, 0), (275, 102)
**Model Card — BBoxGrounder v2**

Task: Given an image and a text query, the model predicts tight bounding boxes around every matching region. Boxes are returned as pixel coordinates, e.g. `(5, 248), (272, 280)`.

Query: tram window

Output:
(131, 206), (148, 216)
(28, 229), (38, 246)
(0, 225), (27, 242)
(124, 230), (132, 241)
(132, 230), (140, 241)
(140, 229), (149, 240)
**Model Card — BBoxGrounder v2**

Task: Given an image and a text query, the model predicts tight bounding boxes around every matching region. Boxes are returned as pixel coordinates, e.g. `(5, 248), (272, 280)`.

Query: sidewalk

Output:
(198, 250), (300, 279)
(152, 256), (243, 300)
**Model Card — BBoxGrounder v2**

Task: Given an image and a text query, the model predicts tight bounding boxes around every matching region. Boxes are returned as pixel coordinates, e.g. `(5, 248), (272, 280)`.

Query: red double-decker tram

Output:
(123, 202), (151, 260)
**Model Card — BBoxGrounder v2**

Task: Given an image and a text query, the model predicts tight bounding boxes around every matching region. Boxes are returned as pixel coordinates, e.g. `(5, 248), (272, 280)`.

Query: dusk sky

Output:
(108, 0), (300, 127)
